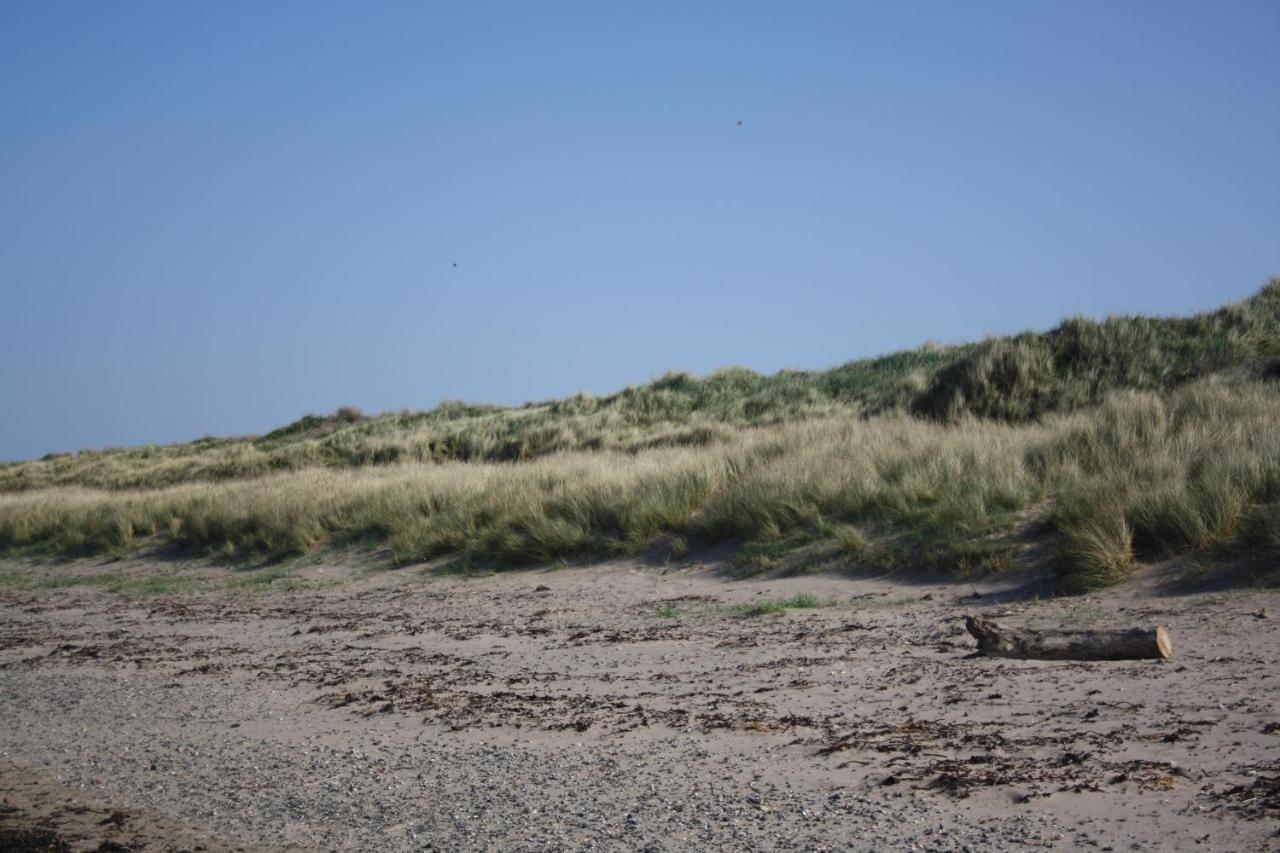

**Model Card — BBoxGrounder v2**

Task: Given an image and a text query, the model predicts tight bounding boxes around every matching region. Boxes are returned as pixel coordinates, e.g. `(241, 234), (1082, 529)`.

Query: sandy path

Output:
(0, 555), (1276, 850)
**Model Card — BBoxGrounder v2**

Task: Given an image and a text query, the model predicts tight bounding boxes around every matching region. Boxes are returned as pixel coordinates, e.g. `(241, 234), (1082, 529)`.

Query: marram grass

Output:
(3, 282), (1280, 593)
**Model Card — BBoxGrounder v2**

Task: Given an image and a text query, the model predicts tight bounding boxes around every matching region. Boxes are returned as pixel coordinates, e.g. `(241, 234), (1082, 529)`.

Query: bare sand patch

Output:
(1, 555), (1276, 850)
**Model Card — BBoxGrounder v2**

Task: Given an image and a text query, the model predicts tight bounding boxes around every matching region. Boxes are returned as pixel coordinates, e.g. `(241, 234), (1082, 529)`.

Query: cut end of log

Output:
(1154, 625), (1173, 660)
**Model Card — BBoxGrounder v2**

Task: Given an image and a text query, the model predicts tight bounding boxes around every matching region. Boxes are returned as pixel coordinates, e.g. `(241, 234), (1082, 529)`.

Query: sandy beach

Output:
(1, 554), (1276, 851)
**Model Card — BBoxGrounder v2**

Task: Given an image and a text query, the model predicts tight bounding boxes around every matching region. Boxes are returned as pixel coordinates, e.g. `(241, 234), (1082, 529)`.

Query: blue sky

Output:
(2, 1), (1278, 461)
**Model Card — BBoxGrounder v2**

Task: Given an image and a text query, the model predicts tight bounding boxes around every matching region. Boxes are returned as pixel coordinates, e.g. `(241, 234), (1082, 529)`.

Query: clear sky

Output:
(2, 1), (1278, 461)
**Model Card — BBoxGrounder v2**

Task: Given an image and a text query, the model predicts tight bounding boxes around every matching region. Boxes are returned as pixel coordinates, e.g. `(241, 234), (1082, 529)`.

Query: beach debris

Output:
(965, 615), (1172, 660)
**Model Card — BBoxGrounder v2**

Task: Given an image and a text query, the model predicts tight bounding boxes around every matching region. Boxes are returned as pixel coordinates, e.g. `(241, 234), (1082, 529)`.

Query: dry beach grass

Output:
(3, 378), (1279, 594)
(4, 282), (1280, 594)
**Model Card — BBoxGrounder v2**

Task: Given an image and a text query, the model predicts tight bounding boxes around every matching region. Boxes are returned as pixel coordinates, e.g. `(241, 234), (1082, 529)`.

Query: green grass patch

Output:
(845, 594), (924, 610)
(729, 593), (835, 617)
(657, 592), (838, 620)
(0, 564), (305, 596)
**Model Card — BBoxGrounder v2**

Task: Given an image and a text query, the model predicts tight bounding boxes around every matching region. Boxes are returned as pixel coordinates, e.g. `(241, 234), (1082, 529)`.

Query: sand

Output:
(0, 552), (1276, 851)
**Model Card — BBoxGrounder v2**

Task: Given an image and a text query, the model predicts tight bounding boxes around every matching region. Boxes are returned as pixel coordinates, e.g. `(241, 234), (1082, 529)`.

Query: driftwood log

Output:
(965, 615), (1172, 661)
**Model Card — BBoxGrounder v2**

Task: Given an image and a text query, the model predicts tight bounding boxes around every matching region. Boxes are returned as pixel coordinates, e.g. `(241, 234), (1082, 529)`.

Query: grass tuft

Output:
(728, 593), (836, 618)
(1057, 506), (1135, 594)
